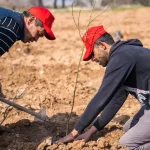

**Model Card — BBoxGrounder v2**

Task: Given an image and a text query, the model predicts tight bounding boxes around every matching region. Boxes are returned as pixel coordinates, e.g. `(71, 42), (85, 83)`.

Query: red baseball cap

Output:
(28, 7), (56, 40)
(82, 25), (106, 61)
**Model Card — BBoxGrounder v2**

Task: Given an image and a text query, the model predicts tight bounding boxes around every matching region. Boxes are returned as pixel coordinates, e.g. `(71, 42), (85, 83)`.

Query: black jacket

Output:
(75, 39), (150, 133)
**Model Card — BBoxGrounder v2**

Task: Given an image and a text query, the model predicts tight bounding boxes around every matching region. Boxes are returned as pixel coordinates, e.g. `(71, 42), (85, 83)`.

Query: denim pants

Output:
(119, 105), (150, 150)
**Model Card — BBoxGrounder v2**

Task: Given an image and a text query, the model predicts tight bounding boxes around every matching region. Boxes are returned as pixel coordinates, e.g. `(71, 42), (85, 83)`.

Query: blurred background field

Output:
(0, 0), (150, 9)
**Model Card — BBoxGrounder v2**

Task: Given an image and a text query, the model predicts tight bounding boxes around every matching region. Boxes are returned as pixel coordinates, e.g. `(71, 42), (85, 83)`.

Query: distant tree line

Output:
(22, 0), (67, 8)
(53, 0), (66, 9)
(138, 0), (150, 6)
(4, 0), (150, 9)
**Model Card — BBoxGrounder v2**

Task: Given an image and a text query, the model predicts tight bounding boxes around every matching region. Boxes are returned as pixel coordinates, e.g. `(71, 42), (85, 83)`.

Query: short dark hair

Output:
(94, 33), (115, 46)
(23, 11), (44, 27)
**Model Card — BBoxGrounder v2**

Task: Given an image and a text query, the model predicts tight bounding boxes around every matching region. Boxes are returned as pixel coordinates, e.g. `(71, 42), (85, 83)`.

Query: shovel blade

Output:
(34, 107), (48, 122)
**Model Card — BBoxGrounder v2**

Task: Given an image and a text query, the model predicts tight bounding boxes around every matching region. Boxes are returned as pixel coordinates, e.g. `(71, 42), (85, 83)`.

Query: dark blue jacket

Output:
(75, 39), (150, 133)
(0, 7), (24, 40)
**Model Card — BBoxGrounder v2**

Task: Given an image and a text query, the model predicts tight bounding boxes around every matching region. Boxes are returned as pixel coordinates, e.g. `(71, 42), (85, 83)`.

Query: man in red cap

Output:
(0, 6), (55, 56)
(0, 6), (55, 96)
(57, 25), (150, 150)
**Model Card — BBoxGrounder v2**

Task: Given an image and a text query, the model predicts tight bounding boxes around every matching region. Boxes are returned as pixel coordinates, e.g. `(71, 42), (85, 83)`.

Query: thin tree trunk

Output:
(54, 0), (57, 9)
(62, 0), (65, 8)
(38, 0), (43, 6)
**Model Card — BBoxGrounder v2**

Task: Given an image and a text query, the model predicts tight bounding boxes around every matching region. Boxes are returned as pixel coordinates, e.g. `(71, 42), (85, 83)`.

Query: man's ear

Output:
(99, 42), (107, 50)
(27, 16), (36, 25)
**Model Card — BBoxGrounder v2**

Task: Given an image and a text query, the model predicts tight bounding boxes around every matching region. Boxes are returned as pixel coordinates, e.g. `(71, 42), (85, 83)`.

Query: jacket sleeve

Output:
(93, 87), (128, 130)
(74, 52), (135, 133)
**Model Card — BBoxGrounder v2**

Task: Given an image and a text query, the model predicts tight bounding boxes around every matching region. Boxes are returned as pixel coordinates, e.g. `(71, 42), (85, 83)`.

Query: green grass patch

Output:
(112, 4), (144, 11)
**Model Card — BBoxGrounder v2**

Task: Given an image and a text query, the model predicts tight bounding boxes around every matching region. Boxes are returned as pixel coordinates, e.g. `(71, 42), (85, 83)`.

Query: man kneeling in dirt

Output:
(0, 6), (56, 95)
(57, 25), (150, 150)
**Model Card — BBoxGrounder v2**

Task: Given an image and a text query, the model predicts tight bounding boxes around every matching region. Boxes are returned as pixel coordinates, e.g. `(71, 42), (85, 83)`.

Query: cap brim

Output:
(44, 25), (56, 40)
(83, 44), (94, 61)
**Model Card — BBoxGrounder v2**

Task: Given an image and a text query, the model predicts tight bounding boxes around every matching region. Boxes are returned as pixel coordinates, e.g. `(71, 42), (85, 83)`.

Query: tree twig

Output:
(66, 0), (97, 135)
(66, 0), (112, 135)
(0, 86), (28, 125)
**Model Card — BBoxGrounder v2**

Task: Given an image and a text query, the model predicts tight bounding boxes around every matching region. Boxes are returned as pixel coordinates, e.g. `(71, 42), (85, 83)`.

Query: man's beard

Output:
(99, 58), (108, 67)
(94, 57), (108, 67)
(97, 50), (108, 67)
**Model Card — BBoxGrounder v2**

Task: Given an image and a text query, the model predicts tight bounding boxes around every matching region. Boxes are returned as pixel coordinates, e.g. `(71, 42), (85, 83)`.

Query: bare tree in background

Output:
(138, 0), (150, 6)
(38, 0), (44, 6)
(73, 0), (91, 7)
(54, 0), (58, 8)
(62, 0), (65, 8)
(29, 0), (43, 6)
(53, 0), (66, 8)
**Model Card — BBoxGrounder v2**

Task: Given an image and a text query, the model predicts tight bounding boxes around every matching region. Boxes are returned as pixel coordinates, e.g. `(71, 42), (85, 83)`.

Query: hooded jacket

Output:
(75, 39), (150, 133)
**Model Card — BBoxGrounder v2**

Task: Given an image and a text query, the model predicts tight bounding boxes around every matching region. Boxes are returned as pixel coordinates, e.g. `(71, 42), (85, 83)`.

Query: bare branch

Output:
(88, 4), (111, 25)
(65, 45), (84, 135)
(66, 0), (112, 135)
(72, 0), (83, 39)
(66, 0), (97, 135)
(0, 85), (28, 125)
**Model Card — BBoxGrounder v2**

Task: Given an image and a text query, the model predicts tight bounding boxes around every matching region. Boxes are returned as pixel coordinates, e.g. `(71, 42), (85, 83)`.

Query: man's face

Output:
(91, 43), (109, 67)
(22, 17), (45, 43)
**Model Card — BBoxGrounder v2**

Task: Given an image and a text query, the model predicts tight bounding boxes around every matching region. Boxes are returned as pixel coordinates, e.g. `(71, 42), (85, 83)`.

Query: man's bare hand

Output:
(56, 126), (97, 144)
(75, 126), (97, 142)
(55, 129), (79, 143)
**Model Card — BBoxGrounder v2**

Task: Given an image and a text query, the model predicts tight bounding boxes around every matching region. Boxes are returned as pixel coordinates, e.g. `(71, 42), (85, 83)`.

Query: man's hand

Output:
(75, 126), (97, 142)
(56, 126), (97, 144)
(55, 129), (79, 143)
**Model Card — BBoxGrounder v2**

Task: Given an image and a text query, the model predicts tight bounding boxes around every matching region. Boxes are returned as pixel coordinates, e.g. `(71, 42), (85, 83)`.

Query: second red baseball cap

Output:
(28, 7), (56, 40)
(82, 25), (106, 61)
